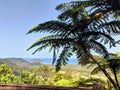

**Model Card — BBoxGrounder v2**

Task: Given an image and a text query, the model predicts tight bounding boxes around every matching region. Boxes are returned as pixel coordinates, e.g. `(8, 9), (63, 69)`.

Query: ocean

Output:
(24, 58), (78, 64)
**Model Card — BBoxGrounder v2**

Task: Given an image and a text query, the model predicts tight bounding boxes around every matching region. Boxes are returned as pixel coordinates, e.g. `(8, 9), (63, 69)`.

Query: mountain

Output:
(0, 58), (42, 74)
(4, 58), (30, 66)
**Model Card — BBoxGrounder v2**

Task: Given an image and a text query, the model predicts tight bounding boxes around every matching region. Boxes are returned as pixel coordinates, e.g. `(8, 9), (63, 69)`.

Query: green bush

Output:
(55, 79), (70, 86)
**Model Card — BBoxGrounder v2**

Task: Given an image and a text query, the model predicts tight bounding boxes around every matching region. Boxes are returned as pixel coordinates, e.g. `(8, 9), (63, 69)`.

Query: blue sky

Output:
(0, 0), (120, 58)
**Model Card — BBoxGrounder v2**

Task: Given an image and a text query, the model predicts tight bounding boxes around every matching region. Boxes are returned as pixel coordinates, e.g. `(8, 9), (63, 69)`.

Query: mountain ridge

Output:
(0, 58), (42, 72)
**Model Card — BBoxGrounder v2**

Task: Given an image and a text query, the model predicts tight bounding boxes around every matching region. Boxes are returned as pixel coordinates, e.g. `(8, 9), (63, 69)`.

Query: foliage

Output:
(88, 53), (120, 89)
(20, 70), (42, 84)
(27, 0), (120, 89)
(53, 72), (66, 82)
(34, 65), (53, 81)
(70, 78), (81, 87)
(0, 62), (120, 90)
(0, 64), (17, 83)
(55, 79), (70, 86)
(0, 64), (12, 76)
(105, 53), (120, 89)
(27, 0), (120, 71)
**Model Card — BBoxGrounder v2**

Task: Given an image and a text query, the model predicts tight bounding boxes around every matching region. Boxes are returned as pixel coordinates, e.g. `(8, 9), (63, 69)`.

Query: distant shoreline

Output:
(24, 58), (77, 64)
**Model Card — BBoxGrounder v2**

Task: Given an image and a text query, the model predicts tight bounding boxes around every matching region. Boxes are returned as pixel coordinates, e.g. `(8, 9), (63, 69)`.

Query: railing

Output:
(0, 83), (102, 90)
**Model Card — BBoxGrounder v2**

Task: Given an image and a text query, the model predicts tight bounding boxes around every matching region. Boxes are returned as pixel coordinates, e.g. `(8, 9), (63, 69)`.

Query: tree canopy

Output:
(27, 0), (120, 89)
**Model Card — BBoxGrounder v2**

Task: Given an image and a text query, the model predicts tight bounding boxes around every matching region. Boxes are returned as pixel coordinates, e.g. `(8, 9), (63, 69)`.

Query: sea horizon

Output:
(24, 58), (78, 64)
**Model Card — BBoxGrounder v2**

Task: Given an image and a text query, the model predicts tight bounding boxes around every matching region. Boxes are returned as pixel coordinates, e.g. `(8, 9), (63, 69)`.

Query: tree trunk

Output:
(87, 53), (118, 90)
(113, 68), (120, 90)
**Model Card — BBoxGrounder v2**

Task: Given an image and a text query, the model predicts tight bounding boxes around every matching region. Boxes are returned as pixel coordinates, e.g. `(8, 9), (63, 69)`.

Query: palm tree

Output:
(27, 0), (120, 89)
(105, 53), (120, 89)
(88, 53), (120, 89)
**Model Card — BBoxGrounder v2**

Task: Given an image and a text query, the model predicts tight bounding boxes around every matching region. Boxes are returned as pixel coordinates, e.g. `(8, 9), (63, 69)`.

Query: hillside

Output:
(2, 58), (30, 66)
(0, 57), (95, 75)
(0, 58), (42, 73)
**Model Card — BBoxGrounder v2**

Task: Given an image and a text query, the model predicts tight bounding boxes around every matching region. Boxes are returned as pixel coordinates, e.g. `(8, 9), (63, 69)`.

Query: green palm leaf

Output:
(98, 21), (120, 34)
(55, 46), (73, 71)
(27, 35), (73, 52)
(27, 21), (71, 35)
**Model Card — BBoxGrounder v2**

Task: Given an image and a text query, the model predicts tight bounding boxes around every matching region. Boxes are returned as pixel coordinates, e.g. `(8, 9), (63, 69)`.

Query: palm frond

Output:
(56, 1), (87, 11)
(86, 56), (109, 68)
(27, 20), (71, 35)
(98, 21), (120, 34)
(31, 43), (50, 54)
(91, 64), (109, 75)
(27, 35), (73, 51)
(56, 0), (106, 12)
(80, 31), (116, 48)
(55, 46), (73, 71)
(84, 77), (105, 84)
(89, 39), (108, 56)
(75, 44), (90, 65)
(57, 9), (83, 22)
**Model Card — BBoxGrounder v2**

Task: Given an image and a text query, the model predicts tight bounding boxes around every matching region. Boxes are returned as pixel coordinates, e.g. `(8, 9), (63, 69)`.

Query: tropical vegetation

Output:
(27, 0), (120, 90)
